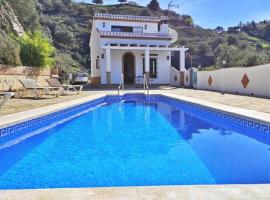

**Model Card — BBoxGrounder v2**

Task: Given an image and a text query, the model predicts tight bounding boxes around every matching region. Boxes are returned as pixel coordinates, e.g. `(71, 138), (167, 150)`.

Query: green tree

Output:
(147, 0), (160, 12)
(185, 18), (193, 26)
(92, 0), (103, 4)
(0, 0), (5, 5)
(251, 21), (256, 30)
(54, 29), (74, 45)
(197, 42), (211, 56)
(179, 39), (188, 46)
(0, 35), (21, 66)
(215, 44), (241, 67)
(18, 32), (55, 68)
(227, 35), (238, 46)
(8, 0), (40, 31)
(211, 37), (225, 49)
(118, 0), (127, 3)
(263, 23), (270, 41)
(240, 46), (268, 67)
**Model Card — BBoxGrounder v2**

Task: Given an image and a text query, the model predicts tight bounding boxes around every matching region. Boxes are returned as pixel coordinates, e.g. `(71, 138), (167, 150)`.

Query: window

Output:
(142, 58), (158, 78)
(133, 27), (143, 33)
(102, 22), (105, 28)
(158, 21), (162, 32)
(111, 26), (143, 33)
(158, 20), (168, 32)
(144, 24), (147, 30)
(96, 56), (99, 69)
(150, 58), (157, 78)
(111, 26), (133, 32)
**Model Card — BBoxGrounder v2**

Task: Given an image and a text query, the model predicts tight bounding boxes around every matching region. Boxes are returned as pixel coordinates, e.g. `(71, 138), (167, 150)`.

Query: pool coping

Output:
(0, 94), (106, 128)
(0, 184), (270, 200)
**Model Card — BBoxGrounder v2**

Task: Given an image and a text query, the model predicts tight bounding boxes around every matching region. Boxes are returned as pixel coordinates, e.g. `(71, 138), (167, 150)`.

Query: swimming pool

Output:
(0, 94), (270, 189)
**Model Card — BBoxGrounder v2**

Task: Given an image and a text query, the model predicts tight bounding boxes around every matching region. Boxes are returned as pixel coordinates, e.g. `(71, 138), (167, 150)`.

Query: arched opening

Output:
(123, 52), (135, 84)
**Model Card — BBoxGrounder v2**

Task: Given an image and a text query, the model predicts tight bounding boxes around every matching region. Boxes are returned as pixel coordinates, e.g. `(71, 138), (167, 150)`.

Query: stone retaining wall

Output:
(0, 65), (56, 91)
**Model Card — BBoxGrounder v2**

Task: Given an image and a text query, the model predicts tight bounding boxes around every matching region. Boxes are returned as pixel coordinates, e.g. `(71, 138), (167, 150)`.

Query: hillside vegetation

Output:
(1, 0), (270, 72)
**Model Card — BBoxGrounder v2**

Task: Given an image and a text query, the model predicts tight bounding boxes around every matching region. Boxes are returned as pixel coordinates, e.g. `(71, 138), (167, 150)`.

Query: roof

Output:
(99, 31), (172, 40)
(94, 13), (169, 22)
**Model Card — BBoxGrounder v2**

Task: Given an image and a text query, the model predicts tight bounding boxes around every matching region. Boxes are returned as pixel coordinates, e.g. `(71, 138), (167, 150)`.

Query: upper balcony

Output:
(99, 31), (172, 40)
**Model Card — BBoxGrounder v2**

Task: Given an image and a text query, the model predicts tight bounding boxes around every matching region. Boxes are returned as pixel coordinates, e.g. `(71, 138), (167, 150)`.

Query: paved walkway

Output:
(1, 88), (270, 116)
(1, 185), (270, 200)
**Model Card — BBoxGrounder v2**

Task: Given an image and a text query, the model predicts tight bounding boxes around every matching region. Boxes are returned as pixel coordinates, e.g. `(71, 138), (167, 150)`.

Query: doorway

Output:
(123, 53), (135, 84)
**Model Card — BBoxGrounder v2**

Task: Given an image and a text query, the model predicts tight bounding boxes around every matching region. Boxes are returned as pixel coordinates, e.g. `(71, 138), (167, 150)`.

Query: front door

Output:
(123, 53), (135, 84)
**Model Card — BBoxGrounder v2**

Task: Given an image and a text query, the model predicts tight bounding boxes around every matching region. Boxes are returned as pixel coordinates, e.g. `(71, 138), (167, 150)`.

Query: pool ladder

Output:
(118, 73), (124, 95)
(143, 74), (149, 95)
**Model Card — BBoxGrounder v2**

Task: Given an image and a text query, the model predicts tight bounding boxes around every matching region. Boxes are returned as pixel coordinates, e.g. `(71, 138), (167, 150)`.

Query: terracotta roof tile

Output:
(94, 13), (169, 22)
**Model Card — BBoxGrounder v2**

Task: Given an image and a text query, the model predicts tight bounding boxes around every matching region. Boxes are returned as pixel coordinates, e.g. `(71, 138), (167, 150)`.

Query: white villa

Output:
(89, 13), (188, 85)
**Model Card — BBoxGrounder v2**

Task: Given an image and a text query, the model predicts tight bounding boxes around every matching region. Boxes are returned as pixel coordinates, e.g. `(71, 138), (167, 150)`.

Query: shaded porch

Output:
(101, 44), (188, 85)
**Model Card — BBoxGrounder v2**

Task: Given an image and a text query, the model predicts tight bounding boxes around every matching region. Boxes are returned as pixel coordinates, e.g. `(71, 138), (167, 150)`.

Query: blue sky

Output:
(74, 0), (270, 29)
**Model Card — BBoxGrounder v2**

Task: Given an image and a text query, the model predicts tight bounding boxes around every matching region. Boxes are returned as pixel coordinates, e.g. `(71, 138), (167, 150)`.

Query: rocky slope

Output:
(0, 2), (24, 36)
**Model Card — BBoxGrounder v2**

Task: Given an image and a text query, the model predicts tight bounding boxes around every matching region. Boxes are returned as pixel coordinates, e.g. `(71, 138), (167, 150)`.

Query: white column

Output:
(180, 50), (186, 72)
(106, 48), (111, 84)
(268, 68), (270, 97)
(106, 48), (111, 72)
(179, 50), (186, 86)
(145, 49), (150, 80)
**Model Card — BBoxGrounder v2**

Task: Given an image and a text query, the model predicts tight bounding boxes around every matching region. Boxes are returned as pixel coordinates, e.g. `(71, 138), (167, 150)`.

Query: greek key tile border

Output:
(0, 98), (105, 145)
(159, 95), (270, 136)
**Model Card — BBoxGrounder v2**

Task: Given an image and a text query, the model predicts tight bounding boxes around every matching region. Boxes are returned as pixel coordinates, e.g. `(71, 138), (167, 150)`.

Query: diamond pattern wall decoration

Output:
(208, 76), (213, 86)
(241, 73), (249, 88)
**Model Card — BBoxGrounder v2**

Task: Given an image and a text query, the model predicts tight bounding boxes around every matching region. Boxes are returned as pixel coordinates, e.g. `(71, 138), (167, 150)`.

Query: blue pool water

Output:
(0, 95), (270, 189)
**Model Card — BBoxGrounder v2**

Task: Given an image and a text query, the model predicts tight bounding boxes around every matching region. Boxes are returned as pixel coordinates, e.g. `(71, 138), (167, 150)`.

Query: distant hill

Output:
(1, 0), (270, 71)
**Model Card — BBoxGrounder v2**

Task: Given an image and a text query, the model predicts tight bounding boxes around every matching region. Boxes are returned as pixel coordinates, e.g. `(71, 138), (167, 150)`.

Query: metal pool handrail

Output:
(118, 73), (124, 95)
(144, 74), (149, 95)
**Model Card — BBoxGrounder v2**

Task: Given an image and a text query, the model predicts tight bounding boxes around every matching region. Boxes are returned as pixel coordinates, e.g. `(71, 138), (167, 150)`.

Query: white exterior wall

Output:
(170, 67), (180, 86)
(160, 24), (169, 33)
(95, 20), (160, 33)
(152, 51), (170, 84)
(197, 70), (222, 91)
(101, 49), (171, 84)
(90, 21), (101, 78)
(184, 70), (190, 87)
(195, 64), (270, 97)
